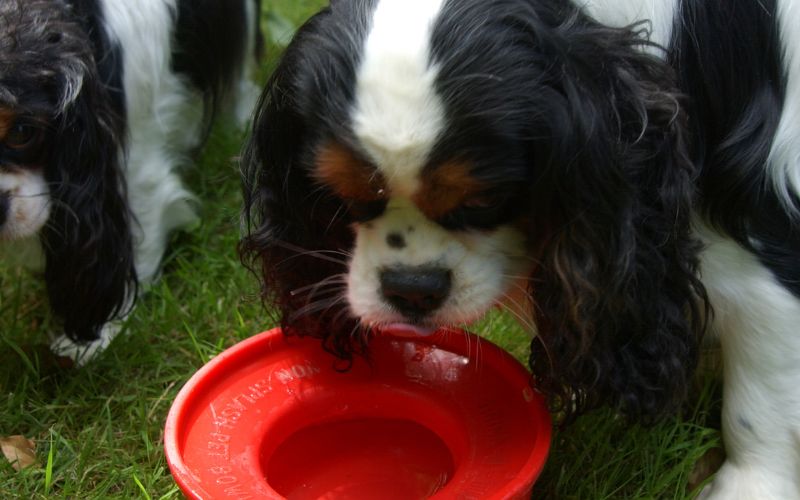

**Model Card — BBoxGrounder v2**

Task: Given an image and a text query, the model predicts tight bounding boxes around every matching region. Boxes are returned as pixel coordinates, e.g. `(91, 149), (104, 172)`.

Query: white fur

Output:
(583, 0), (800, 212)
(768, 0), (800, 211)
(583, 4), (800, 495)
(347, 0), (531, 328)
(103, 0), (260, 285)
(576, 3), (800, 495)
(101, 0), (200, 284)
(47, 0), (202, 359)
(50, 320), (124, 367)
(0, 169), (49, 240)
(347, 199), (530, 327)
(697, 222), (800, 499)
(351, 0), (447, 197)
(42, 0), (258, 364)
(346, 2), (800, 497)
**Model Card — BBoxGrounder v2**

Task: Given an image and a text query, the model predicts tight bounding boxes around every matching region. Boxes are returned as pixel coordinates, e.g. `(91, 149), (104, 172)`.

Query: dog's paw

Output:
(49, 322), (123, 367)
(698, 461), (800, 500)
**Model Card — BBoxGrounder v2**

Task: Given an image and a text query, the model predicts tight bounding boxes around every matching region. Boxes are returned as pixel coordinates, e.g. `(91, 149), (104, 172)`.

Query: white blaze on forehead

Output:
(351, 0), (447, 197)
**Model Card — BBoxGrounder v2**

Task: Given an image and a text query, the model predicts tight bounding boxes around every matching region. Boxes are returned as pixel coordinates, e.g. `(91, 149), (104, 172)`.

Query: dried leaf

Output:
(687, 446), (725, 494)
(1, 435), (37, 471)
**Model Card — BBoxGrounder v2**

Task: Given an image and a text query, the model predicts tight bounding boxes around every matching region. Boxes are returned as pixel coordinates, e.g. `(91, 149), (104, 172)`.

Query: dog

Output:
(240, 0), (800, 497)
(0, 0), (261, 364)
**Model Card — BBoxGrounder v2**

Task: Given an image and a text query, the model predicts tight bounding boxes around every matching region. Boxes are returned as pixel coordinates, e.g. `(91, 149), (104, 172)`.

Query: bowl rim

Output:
(164, 327), (552, 499)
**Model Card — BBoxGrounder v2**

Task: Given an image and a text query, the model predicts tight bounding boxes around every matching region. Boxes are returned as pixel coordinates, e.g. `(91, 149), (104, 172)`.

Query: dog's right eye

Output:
(436, 192), (517, 231)
(5, 121), (41, 150)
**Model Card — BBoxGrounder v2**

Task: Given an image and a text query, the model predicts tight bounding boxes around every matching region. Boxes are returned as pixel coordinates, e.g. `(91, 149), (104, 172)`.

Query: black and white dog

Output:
(241, 0), (800, 497)
(0, 0), (260, 363)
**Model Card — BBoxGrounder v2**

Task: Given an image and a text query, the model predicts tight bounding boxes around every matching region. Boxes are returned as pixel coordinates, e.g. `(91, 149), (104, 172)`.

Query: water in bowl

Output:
(265, 417), (455, 499)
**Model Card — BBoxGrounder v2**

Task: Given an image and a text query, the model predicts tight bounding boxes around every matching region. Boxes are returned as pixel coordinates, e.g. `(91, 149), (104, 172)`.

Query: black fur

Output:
(172, 0), (260, 130)
(43, 65), (135, 342)
(241, 0), (710, 422)
(2, 0), (259, 343)
(241, 1), (378, 361)
(671, 0), (800, 298)
(69, 0), (126, 118)
(1, 0), (135, 342)
(431, 0), (708, 420)
(0, 192), (9, 228)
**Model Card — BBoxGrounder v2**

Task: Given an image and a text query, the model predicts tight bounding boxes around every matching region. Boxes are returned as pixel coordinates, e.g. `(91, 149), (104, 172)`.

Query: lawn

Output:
(0, 1), (721, 498)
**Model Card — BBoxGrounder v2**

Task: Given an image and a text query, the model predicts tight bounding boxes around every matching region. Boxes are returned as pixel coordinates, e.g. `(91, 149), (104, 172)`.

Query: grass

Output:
(0, 1), (722, 498)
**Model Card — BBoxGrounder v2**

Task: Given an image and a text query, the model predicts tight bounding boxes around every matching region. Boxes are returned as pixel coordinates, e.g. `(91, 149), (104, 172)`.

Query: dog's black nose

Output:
(0, 192), (8, 229)
(380, 267), (451, 317)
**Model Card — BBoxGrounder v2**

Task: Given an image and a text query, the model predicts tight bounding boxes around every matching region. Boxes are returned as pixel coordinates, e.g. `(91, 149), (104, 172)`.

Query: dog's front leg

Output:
(699, 229), (800, 500)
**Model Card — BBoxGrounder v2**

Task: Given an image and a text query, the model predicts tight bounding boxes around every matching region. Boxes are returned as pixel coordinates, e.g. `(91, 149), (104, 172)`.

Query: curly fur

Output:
(241, 0), (708, 420)
(1, 0), (259, 351)
(1, 0), (135, 341)
(506, 9), (709, 420)
(241, 0), (800, 496)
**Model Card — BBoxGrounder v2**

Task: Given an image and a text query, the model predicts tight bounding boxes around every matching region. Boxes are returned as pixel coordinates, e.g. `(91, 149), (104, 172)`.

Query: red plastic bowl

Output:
(164, 327), (551, 499)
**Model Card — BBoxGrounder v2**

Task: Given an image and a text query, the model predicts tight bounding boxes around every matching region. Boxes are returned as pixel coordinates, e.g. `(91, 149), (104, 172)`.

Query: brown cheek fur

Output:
(415, 160), (482, 219)
(313, 141), (386, 201)
(0, 108), (16, 140)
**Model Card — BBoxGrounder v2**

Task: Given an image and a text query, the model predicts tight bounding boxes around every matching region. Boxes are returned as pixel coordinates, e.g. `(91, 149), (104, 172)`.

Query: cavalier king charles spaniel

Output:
(240, 0), (800, 497)
(0, 0), (260, 364)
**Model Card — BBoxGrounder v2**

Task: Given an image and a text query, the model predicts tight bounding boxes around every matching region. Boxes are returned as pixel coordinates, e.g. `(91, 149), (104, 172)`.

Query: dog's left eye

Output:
(348, 199), (388, 222)
(436, 193), (514, 230)
(5, 122), (41, 150)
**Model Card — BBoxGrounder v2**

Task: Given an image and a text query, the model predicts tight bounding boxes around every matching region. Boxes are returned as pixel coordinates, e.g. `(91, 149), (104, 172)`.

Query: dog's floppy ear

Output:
(240, 8), (363, 359)
(41, 40), (136, 342)
(523, 15), (708, 421)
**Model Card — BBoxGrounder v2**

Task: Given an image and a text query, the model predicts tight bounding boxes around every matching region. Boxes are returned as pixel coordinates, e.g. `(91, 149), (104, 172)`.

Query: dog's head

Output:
(0, 0), (135, 341)
(242, 0), (707, 420)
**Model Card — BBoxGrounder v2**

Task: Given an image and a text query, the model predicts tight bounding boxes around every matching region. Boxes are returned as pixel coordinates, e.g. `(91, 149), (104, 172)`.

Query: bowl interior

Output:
(265, 416), (455, 498)
(165, 328), (550, 499)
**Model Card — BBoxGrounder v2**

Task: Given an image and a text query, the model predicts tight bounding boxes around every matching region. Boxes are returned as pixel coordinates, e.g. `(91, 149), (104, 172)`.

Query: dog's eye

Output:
(436, 193), (514, 230)
(348, 199), (387, 222)
(5, 122), (41, 150)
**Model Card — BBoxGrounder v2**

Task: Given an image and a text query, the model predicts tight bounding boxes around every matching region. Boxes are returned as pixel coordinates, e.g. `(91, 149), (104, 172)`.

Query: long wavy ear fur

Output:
(41, 33), (136, 342)
(241, 3), (709, 420)
(524, 11), (709, 421)
(240, 6), (367, 361)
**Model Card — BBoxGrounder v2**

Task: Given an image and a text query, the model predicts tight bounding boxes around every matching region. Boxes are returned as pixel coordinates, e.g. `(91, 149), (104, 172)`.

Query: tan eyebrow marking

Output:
(313, 141), (387, 201)
(414, 159), (482, 219)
